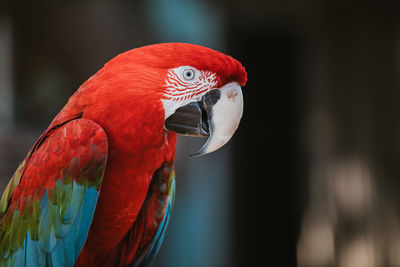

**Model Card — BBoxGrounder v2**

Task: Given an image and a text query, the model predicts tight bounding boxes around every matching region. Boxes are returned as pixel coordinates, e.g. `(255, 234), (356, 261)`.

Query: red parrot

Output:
(0, 43), (247, 267)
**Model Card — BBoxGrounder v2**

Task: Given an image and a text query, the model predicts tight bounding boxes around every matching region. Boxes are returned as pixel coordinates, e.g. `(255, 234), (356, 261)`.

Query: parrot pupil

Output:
(183, 69), (194, 80)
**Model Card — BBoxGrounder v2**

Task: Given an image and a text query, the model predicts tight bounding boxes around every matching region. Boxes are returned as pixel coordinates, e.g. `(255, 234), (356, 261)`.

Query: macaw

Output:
(0, 43), (246, 267)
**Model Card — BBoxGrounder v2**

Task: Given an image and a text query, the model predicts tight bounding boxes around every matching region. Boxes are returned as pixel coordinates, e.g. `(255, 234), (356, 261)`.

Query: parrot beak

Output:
(165, 82), (244, 156)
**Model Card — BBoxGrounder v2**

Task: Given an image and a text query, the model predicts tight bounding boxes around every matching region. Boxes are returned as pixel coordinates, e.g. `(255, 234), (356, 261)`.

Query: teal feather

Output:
(38, 192), (57, 253)
(75, 186), (98, 253)
(51, 239), (66, 267)
(4, 181), (101, 267)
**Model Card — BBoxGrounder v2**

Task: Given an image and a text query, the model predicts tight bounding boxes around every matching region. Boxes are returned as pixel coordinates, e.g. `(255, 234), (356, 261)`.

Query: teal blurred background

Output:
(0, 1), (400, 266)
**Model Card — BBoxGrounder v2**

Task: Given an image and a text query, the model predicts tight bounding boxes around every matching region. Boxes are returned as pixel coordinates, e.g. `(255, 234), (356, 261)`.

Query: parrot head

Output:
(73, 43), (247, 156)
(135, 43), (247, 156)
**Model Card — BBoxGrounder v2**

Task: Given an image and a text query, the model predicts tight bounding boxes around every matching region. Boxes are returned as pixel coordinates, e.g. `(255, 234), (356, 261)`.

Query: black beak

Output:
(165, 90), (220, 137)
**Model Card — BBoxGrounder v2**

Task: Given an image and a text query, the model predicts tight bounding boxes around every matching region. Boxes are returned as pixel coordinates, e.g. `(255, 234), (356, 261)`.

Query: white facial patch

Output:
(162, 66), (218, 118)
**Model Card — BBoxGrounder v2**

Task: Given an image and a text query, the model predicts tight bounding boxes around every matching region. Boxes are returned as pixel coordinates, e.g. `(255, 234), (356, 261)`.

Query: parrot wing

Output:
(0, 117), (108, 267)
(102, 161), (175, 267)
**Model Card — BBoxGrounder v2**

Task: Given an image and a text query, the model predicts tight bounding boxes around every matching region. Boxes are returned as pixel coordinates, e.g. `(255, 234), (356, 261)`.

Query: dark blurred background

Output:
(1, 1), (400, 266)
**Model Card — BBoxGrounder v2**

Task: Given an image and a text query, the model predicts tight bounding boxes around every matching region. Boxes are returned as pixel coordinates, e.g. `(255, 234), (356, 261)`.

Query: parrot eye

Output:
(182, 69), (195, 81)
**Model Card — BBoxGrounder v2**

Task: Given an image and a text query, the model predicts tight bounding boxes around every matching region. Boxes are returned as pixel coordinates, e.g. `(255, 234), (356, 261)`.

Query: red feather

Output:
(7, 43), (246, 265)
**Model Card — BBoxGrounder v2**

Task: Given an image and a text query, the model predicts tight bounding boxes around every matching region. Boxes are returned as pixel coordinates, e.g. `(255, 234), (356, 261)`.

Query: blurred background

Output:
(0, 1), (400, 266)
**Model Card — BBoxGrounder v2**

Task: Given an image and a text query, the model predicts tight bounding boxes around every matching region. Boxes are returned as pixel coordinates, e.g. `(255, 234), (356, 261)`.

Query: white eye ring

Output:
(182, 69), (195, 81)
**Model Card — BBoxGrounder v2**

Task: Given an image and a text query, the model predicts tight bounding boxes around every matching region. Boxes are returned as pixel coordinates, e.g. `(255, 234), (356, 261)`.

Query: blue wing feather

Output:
(5, 180), (102, 267)
(0, 118), (108, 267)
